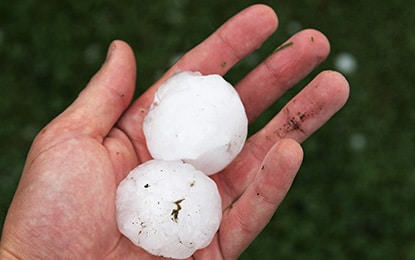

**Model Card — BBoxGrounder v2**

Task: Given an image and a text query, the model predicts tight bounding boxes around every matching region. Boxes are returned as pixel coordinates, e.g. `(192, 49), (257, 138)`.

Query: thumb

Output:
(55, 40), (137, 139)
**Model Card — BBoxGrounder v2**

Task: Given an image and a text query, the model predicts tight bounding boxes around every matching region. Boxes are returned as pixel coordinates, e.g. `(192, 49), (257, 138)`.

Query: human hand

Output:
(0, 4), (349, 260)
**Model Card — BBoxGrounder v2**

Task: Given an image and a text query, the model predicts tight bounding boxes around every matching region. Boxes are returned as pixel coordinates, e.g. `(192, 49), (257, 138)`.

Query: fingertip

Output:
(300, 28), (331, 61)
(315, 70), (351, 112)
(270, 138), (304, 174)
(91, 39), (137, 106)
(248, 4), (279, 31)
(104, 40), (136, 81)
(276, 138), (304, 158)
(328, 70), (351, 106)
(257, 138), (304, 199)
(102, 40), (135, 67)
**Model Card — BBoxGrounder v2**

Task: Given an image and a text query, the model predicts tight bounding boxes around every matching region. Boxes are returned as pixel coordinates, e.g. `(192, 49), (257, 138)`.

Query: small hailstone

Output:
(349, 133), (366, 152)
(143, 71), (248, 175)
(334, 52), (357, 74)
(116, 160), (222, 259)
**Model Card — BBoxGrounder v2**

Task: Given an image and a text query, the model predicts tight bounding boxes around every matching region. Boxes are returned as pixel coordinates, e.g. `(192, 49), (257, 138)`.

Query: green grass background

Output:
(1, 0), (415, 259)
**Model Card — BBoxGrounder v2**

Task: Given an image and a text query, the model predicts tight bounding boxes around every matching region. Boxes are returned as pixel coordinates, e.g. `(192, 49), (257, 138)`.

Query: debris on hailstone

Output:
(116, 160), (222, 259)
(143, 71), (248, 175)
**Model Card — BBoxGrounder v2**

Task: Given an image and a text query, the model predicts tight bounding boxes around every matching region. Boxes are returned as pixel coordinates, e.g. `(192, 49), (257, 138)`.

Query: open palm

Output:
(0, 5), (349, 260)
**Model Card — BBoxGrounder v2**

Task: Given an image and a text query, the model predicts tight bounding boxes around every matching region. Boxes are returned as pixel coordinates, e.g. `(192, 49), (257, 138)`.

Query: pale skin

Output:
(0, 5), (349, 260)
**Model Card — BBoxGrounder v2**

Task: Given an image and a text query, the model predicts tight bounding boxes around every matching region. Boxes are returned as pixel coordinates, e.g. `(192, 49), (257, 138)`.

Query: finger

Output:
(236, 29), (331, 122)
(217, 70), (349, 207)
(117, 4), (279, 150)
(141, 4), (278, 108)
(53, 40), (136, 140)
(219, 139), (303, 260)
(250, 70), (350, 151)
(175, 4), (278, 74)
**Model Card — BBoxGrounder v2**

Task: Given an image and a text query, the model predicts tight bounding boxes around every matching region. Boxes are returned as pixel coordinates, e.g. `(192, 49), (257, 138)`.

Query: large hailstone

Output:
(116, 160), (222, 259)
(143, 71), (248, 175)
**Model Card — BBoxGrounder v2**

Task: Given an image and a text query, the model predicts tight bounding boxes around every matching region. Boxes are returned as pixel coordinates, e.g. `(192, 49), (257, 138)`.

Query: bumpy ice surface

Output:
(143, 71), (248, 175)
(115, 160), (222, 259)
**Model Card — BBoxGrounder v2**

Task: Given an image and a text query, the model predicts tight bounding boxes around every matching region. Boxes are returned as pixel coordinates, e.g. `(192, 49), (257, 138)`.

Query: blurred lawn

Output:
(1, 0), (415, 258)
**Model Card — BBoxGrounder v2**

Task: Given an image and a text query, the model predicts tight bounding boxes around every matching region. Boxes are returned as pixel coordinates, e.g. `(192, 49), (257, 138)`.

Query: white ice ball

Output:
(143, 71), (248, 175)
(115, 159), (222, 259)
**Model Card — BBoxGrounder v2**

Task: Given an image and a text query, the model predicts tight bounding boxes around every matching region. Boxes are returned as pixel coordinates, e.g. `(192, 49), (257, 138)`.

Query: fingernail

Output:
(106, 41), (117, 61)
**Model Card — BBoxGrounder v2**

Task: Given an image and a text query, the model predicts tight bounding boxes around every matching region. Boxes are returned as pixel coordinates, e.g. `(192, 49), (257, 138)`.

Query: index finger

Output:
(138, 4), (279, 109)
(118, 4), (279, 157)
